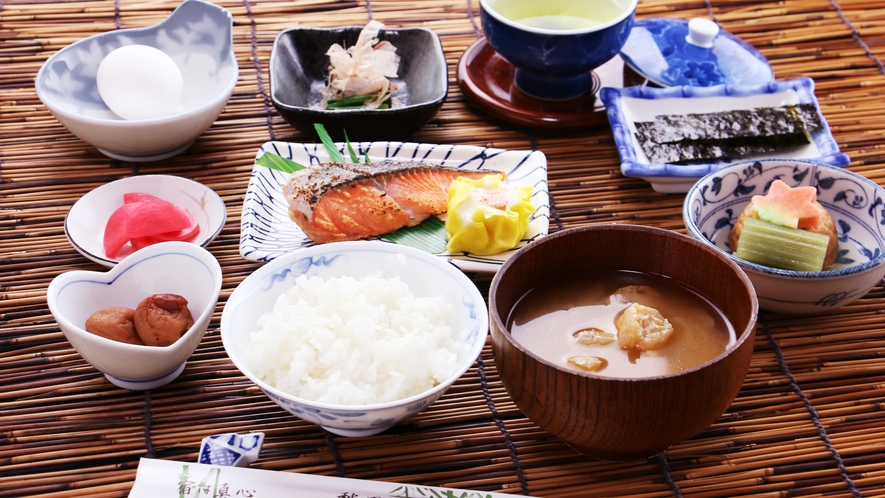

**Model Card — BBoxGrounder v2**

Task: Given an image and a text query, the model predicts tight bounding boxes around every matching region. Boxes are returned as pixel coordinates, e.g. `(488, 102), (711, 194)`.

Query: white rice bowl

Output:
(221, 240), (489, 437)
(246, 273), (469, 405)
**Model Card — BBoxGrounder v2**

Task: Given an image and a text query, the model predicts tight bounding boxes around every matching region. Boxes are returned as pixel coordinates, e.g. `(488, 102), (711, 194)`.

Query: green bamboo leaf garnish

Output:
(255, 151), (306, 173)
(381, 216), (448, 254)
(344, 130), (361, 163)
(314, 123), (346, 163)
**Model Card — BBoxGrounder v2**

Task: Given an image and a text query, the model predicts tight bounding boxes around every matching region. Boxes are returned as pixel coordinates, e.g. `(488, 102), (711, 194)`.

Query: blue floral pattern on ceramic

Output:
(240, 140), (549, 273)
(600, 77), (851, 193)
(620, 18), (773, 87)
(221, 241), (490, 437)
(683, 159), (885, 313)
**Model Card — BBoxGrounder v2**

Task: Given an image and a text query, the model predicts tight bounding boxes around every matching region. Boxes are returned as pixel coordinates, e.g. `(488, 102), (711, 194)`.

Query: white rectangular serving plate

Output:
(240, 140), (549, 273)
(600, 77), (850, 193)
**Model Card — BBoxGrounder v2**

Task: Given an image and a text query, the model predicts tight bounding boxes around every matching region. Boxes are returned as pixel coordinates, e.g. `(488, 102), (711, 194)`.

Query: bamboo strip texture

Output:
(3, 0), (885, 496)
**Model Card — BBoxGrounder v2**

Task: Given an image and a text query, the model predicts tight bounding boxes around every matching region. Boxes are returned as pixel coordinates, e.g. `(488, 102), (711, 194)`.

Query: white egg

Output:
(96, 45), (184, 120)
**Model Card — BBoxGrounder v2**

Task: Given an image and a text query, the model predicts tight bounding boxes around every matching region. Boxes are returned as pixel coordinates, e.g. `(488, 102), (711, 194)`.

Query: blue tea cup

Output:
(480, 0), (637, 100)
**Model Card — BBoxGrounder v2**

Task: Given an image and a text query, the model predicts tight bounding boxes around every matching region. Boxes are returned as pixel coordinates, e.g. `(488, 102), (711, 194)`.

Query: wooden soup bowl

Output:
(489, 224), (758, 461)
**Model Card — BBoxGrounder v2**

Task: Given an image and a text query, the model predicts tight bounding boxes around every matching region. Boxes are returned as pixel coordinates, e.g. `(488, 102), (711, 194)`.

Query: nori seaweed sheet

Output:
(639, 133), (810, 164)
(633, 103), (823, 163)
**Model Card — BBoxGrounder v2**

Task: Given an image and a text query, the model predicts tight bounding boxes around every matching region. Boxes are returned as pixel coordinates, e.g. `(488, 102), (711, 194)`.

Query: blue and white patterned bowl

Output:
(683, 159), (885, 314)
(601, 77), (850, 193)
(34, 0), (238, 161)
(47, 242), (223, 389)
(220, 241), (489, 437)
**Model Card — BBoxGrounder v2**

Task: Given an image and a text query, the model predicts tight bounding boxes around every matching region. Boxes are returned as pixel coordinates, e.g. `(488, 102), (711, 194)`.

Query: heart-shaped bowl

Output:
(47, 241), (222, 390)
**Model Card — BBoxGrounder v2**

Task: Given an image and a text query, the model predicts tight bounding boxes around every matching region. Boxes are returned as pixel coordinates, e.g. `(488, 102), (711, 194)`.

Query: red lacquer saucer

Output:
(456, 37), (611, 129)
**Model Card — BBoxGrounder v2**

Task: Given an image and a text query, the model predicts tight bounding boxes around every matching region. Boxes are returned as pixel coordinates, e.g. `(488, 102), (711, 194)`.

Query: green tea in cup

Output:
(486, 0), (627, 31)
(480, 0), (637, 99)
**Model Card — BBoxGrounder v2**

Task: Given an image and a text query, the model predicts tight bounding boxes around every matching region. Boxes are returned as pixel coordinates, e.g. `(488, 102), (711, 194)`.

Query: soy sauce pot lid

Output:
(620, 17), (774, 87)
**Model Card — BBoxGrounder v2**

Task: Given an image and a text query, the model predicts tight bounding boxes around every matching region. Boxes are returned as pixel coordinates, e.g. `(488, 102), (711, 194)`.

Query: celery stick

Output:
(734, 218), (829, 271)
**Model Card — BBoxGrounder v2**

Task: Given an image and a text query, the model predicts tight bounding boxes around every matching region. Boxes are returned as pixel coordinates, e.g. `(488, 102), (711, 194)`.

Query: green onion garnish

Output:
(325, 92), (391, 110)
(314, 123), (346, 163)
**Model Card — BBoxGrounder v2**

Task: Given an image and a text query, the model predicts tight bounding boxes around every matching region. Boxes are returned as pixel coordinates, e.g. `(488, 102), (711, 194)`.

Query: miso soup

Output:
(508, 270), (735, 378)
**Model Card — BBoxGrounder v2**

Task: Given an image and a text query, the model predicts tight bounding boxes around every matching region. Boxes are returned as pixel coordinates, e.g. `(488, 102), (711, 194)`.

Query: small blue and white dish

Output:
(35, 0), (238, 161)
(601, 77), (850, 193)
(221, 241), (489, 437)
(620, 17), (773, 87)
(47, 242), (223, 390)
(683, 159), (885, 314)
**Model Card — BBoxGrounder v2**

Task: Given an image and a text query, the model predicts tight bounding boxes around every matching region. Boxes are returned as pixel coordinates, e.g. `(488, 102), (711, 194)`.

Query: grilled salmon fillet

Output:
(283, 160), (496, 244)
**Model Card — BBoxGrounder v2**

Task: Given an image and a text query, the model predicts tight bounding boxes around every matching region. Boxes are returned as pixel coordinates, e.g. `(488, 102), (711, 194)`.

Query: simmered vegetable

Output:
(734, 217), (830, 271)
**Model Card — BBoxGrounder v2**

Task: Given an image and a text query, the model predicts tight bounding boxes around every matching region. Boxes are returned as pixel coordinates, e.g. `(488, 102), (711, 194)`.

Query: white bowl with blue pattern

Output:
(683, 159), (885, 314)
(47, 242), (223, 389)
(220, 240), (489, 437)
(601, 77), (849, 193)
(34, 0), (238, 162)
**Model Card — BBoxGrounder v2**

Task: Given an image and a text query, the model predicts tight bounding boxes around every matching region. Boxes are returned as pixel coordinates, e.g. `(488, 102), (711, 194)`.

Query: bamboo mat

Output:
(3, 0), (885, 496)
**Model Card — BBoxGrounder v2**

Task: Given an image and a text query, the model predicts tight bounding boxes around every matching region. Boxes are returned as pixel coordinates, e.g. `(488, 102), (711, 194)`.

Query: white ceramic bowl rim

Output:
(491, 225), (758, 383)
(34, 0), (238, 126)
(222, 241), (489, 411)
(685, 162), (885, 279)
(479, 0), (638, 35)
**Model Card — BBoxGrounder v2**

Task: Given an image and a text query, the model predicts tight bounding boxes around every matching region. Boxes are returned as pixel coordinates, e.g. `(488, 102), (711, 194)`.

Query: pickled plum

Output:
(85, 294), (194, 347)
(133, 293), (195, 346)
(85, 306), (144, 345)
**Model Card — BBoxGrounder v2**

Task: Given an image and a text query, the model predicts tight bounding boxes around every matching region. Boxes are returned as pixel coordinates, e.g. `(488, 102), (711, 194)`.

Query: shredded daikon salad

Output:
(321, 20), (401, 110)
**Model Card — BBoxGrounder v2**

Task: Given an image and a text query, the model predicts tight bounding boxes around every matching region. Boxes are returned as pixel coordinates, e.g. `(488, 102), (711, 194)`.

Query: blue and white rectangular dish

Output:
(600, 77), (850, 193)
(239, 140), (550, 273)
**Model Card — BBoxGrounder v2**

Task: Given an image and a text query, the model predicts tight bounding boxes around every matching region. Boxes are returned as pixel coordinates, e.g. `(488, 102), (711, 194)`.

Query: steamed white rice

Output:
(245, 273), (469, 405)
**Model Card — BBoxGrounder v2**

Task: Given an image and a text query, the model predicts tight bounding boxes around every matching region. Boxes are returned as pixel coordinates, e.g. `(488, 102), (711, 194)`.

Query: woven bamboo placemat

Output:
(3, 0), (885, 496)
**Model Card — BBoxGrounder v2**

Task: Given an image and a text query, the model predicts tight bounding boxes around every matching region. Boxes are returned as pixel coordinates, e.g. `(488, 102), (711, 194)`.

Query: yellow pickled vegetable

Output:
(445, 174), (535, 255)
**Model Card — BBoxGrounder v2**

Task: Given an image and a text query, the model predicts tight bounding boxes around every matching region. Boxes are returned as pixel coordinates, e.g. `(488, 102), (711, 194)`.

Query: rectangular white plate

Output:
(240, 141), (549, 273)
(599, 77), (850, 193)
